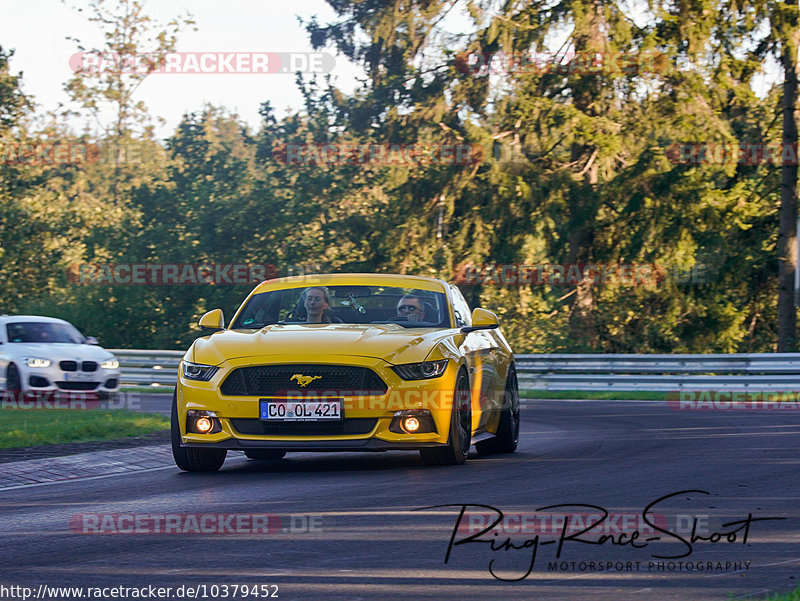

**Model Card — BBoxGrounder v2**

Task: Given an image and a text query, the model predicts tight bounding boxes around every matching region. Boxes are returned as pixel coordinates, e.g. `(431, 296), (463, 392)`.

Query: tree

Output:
(63, 0), (193, 205)
(64, 0), (194, 138)
(774, 0), (799, 351)
(301, 0), (788, 353)
(0, 45), (34, 312)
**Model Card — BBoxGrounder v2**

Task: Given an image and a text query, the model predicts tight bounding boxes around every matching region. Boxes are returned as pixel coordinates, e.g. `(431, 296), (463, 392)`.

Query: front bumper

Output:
(181, 438), (448, 452)
(177, 354), (472, 450)
(19, 364), (121, 396)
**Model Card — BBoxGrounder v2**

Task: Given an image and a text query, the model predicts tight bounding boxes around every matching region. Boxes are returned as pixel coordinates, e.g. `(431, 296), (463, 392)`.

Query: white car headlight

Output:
(182, 361), (219, 381)
(25, 357), (51, 368)
(101, 358), (119, 369)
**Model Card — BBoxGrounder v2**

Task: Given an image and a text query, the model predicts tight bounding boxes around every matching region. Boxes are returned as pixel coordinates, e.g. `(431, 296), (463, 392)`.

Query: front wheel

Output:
(476, 364), (520, 455)
(5, 364), (22, 395)
(420, 369), (471, 466)
(171, 391), (226, 472)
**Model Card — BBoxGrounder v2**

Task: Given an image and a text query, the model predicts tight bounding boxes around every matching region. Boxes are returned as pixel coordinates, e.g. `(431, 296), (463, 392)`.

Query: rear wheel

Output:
(420, 369), (471, 466)
(245, 450), (286, 461)
(171, 391), (227, 472)
(476, 364), (520, 455)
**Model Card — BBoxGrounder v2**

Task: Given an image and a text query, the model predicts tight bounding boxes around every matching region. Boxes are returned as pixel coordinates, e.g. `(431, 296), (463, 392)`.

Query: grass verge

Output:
(736, 587), (800, 600)
(521, 389), (666, 401)
(0, 409), (169, 448)
(120, 386), (174, 394)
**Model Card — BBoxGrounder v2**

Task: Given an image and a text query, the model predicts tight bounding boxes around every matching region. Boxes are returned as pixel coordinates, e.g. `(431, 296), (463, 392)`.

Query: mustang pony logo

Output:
(290, 374), (322, 388)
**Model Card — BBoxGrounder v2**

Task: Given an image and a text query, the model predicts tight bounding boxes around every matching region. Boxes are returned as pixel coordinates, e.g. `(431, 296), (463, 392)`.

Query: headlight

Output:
(182, 361), (219, 381)
(101, 358), (119, 369)
(391, 359), (448, 380)
(25, 357), (51, 368)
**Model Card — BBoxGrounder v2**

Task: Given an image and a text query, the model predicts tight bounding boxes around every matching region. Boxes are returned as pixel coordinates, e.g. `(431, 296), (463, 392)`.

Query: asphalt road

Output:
(0, 399), (798, 601)
(115, 391), (173, 416)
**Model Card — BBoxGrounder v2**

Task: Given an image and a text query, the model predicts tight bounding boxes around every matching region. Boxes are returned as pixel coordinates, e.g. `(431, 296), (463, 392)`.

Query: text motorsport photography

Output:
(415, 490), (783, 582)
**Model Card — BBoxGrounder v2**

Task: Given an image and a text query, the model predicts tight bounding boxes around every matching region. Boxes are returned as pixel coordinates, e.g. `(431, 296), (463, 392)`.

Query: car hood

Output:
(7, 343), (115, 362)
(190, 323), (453, 366)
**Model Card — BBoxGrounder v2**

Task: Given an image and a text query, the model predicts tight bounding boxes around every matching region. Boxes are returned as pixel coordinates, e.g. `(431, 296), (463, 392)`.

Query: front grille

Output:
(56, 382), (99, 390)
(60, 361), (78, 372)
(82, 361), (98, 372)
(230, 418), (378, 436)
(221, 364), (388, 397)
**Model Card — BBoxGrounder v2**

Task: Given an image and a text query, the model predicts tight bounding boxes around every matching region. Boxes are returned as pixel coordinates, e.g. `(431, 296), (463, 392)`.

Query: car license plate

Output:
(259, 399), (342, 421)
(64, 372), (93, 381)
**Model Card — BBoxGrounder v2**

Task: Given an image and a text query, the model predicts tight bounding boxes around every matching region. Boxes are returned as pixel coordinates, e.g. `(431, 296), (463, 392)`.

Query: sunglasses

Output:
(398, 305), (421, 312)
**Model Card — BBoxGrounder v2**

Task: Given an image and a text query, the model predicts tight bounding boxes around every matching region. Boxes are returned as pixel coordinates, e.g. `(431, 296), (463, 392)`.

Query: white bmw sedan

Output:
(0, 315), (121, 400)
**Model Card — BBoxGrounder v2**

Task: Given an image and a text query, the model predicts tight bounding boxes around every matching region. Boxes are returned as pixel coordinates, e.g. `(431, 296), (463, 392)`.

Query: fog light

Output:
(403, 416), (421, 432)
(389, 409), (437, 434)
(29, 375), (50, 388)
(186, 409), (221, 434)
(195, 417), (213, 433)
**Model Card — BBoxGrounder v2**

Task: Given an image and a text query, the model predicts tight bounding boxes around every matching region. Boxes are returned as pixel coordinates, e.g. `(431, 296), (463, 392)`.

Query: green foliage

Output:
(291, 0), (795, 352)
(0, 1), (797, 353)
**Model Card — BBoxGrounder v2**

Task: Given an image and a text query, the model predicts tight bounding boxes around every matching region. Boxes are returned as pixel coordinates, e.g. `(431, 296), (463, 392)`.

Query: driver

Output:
(303, 286), (335, 323)
(396, 295), (427, 322)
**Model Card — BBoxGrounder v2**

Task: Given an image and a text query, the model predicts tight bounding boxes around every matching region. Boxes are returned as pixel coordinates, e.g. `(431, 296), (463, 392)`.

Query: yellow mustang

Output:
(171, 274), (519, 472)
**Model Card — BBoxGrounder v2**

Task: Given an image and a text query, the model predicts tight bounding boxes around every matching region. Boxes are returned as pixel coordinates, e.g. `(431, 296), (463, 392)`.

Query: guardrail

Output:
(515, 353), (800, 391)
(111, 349), (183, 388)
(112, 350), (800, 392)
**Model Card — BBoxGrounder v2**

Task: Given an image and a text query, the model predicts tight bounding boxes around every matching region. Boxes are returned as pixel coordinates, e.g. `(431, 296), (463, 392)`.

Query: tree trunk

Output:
(566, 0), (603, 349)
(777, 0), (799, 352)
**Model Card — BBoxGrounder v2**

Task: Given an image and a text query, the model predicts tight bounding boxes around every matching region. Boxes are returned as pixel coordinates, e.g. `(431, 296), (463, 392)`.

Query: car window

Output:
(6, 322), (86, 344)
(450, 285), (473, 327)
(232, 285), (450, 328)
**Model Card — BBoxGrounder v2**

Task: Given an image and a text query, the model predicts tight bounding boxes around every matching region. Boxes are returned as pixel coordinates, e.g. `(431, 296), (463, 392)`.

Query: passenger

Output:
(396, 295), (426, 323)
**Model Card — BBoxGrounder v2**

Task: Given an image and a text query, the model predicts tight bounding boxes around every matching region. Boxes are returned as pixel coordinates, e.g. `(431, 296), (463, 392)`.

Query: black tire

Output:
(245, 450), (286, 461)
(420, 369), (471, 466)
(170, 391), (226, 472)
(476, 364), (520, 456)
(6, 363), (21, 393)
(98, 391), (118, 403)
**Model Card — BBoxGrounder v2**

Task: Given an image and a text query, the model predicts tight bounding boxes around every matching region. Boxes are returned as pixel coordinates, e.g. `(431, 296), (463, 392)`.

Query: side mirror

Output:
(460, 308), (500, 334)
(198, 309), (225, 333)
(85, 336), (99, 345)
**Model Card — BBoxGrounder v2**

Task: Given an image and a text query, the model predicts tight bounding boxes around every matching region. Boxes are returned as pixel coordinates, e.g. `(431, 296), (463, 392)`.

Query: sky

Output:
(0, 1), (781, 141)
(0, 0), (364, 139)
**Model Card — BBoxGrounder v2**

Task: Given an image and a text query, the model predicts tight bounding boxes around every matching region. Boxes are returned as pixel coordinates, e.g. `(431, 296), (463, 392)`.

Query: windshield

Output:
(6, 322), (86, 344)
(231, 285), (451, 329)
